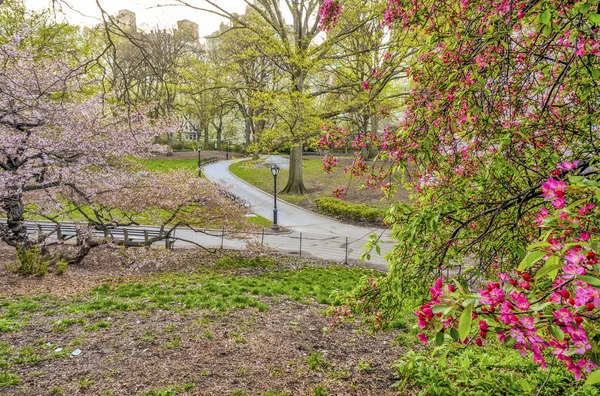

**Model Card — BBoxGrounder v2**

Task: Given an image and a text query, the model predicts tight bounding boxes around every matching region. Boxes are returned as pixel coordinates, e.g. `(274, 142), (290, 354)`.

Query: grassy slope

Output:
(230, 158), (393, 223)
(0, 253), (593, 395)
(24, 157), (271, 228)
(0, 260), (383, 394)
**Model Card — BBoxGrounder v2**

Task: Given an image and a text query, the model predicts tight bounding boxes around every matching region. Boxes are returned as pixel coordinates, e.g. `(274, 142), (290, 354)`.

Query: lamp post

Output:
(271, 164), (280, 231)
(226, 140), (230, 160)
(197, 145), (202, 177)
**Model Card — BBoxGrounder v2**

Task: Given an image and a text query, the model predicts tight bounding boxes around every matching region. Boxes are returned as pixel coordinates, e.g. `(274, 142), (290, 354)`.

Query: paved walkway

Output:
(202, 157), (392, 269)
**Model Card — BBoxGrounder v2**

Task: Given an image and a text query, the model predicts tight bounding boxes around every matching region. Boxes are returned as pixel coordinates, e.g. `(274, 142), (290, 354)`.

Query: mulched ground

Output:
(0, 246), (405, 395)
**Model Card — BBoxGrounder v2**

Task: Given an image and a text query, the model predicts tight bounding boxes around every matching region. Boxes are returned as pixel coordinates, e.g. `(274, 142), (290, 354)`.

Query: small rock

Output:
(71, 349), (81, 356)
(54, 347), (62, 353)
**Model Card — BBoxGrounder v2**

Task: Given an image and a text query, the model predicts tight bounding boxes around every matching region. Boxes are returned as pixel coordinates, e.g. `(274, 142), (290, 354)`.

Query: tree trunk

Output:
(1, 194), (31, 250)
(281, 144), (307, 195)
(368, 114), (379, 159)
(244, 117), (252, 147)
(203, 120), (209, 150)
(216, 117), (223, 151)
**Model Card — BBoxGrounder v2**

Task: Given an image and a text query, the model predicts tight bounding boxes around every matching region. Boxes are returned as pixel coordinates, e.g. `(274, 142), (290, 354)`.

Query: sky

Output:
(25, 0), (248, 38)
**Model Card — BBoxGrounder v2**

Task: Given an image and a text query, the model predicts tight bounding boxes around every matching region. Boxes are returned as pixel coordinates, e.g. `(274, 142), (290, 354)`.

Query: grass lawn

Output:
(0, 245), (592, 395)
(138, 157), (198, 173)
(0, 247), (402, 395)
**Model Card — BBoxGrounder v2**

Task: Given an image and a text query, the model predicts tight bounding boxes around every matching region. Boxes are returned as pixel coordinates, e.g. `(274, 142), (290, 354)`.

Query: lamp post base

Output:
(271, 224), (280, 231)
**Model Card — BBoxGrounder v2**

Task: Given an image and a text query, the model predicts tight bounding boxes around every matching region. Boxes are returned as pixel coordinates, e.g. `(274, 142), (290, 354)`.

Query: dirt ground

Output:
(0, 246), (406, 396)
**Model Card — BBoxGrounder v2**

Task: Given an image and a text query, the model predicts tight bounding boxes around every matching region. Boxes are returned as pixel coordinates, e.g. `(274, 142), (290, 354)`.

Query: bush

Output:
(393, 346), (600, 396)
(15, 247), (48, 276)
(314, 197), (385, 224)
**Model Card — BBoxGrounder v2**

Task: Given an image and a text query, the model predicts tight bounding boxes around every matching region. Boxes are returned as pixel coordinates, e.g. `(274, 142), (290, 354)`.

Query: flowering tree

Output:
(0, 32), (249, 272)
(319, 0), (600, 383)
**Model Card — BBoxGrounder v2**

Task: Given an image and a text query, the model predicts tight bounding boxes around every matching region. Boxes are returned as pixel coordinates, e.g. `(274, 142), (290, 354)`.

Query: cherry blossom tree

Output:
(0, 31), (249, 272)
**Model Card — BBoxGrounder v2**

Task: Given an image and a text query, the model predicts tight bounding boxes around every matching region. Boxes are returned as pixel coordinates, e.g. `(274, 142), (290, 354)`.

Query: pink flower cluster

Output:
(322, 154), (338, 173)
(318, 0), (343, 32)
(417, 175), (600, 380)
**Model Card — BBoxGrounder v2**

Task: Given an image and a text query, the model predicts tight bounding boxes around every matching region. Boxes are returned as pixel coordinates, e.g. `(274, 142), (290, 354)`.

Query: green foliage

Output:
(138, 158), (198, 173)
(394, 346), (600, 395)
(0, 372), (20, 388)
(312, 385), (328, 396)
(314, 197), (385, 224)
(305, 352), (330, 370)
(0, 318), (22, 333)
(214, 256), (275, 269)
(15, 247), (48, 276)
(0, 267), (376, 331)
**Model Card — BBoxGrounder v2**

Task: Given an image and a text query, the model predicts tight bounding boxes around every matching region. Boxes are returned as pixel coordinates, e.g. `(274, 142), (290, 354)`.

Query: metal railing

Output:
(17, 221), (389, 268)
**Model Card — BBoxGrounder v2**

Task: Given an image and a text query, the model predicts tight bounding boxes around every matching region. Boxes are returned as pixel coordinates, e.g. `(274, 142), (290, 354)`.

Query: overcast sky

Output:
(25, 0), (248, 38)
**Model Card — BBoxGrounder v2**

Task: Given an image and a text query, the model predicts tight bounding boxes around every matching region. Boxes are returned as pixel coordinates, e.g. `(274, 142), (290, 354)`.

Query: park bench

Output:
(22, 222), (176, 249)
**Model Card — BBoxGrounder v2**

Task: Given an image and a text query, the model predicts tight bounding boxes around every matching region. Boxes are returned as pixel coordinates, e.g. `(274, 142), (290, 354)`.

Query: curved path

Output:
(203, 158), (392, 269)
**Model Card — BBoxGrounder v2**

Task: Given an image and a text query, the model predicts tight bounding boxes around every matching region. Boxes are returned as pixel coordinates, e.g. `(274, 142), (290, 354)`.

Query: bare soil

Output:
(0, 247), (404, 395)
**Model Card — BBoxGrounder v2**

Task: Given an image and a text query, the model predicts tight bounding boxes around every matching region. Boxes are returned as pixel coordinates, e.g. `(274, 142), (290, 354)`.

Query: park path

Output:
(202, 157), (393, 269)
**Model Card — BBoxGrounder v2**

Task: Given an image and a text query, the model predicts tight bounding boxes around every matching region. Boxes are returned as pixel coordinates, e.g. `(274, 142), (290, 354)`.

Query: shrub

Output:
(15, 247), (48, 276)
(314, 197), (385, 224)
(393, 346), (600, 396)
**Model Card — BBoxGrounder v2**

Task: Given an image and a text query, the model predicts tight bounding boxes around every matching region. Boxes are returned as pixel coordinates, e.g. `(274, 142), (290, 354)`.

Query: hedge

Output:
(314, 197), (385, 224)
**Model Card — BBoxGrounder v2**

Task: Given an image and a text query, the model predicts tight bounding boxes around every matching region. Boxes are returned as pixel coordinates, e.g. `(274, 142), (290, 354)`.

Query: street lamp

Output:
(271, 164), (280, 231)
(226, 140), (230, 160)
(197, 145), (202, 177)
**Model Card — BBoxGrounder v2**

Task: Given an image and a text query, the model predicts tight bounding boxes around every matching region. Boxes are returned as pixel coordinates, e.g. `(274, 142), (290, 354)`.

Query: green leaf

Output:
(503, 336), (516, 348)
(535, 256), (560, 279)
(590, 13), (600, 25)
(518, 379), (533, 393)
(527, 241), (551, 250)
(579, 4), (589, 14)
(549, 325), (564, 341)
(518, 251), (546, 271)
(435, 331), (444, 346)
(458, 303), (473, 342)
(450, 327), (459, 342)
(585, 370), (600, 386)
(577, 275), (600, 287)
(540, 9), (551, 24)
(431, 305), (451, 314)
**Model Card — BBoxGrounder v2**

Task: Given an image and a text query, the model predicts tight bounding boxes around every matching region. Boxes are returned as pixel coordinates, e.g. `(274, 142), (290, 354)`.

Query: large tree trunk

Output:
(281, 144), (307, 195)
(203, 120), (209, 150)
(1, 193), (31, 250)
(244, 118), (252, 147)
(216, 117), (223, 151)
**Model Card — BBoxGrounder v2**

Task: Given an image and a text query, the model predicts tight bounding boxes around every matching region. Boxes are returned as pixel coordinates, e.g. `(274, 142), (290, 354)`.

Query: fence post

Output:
(345, 237), (348, 264)
(221, 227), (225, 249)
(299, 232), (302, 257)
(123, 228), (129, 244)
(144, 230), (149, 243)
(261, 228), (265, 246)
(57, 224), (62, 241)
(37, 224), (42, 236)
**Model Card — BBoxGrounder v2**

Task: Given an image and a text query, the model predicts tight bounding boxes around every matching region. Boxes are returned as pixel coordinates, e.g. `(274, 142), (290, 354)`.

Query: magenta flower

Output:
(509, 291), (530, 311)
(558, 161), (579, 171)
(541, 178), (566, 209)
(417, 333), (428, 344)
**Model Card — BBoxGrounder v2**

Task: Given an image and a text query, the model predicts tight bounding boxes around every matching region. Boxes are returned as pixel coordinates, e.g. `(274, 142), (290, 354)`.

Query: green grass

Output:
(0, 264), (381, 392)
(138, 158), (198, 173)
(229, 158), (390, 223)
(0, 266), (381, 327)
(394, 344), (600, 396)
(248, 214), (272, 227)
